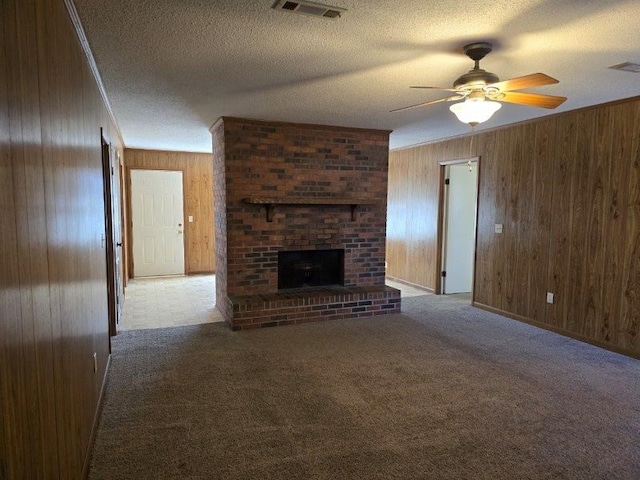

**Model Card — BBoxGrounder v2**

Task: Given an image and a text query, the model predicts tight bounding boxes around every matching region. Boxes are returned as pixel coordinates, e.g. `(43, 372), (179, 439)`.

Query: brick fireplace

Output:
(211, 117), (400, 330)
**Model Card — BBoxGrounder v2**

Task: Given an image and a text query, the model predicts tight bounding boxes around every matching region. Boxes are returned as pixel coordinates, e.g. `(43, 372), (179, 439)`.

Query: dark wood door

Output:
(101, 131), (120, 338)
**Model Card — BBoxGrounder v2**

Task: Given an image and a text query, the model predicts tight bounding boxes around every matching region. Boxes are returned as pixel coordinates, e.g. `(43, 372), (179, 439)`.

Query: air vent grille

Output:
(272, 0), (346, 19)
(608, 62), (640, 73)
(322, 9), (341, 18)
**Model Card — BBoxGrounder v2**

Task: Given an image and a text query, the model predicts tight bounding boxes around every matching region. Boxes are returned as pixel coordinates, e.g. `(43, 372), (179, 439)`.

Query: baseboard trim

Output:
(385, 276), (435, 294)
(82, 353), (111, 479)
(472, 302), (640, 360)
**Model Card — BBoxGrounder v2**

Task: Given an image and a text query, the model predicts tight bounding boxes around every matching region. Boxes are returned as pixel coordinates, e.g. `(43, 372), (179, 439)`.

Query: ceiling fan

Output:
(391, 42), (567, 126)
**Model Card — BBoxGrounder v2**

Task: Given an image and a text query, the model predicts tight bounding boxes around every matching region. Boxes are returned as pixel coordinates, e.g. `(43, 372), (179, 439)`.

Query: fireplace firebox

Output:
(278, 249), (345, 289)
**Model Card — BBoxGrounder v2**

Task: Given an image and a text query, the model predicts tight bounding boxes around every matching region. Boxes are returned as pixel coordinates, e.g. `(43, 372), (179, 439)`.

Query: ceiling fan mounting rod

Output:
(451, 42), (499, 89)
(463, 42), (493, 63)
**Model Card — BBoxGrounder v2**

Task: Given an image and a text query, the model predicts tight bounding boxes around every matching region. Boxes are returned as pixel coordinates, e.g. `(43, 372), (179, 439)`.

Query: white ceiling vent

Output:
(608, 62), (640, 73)
(272, 0), (346, 18)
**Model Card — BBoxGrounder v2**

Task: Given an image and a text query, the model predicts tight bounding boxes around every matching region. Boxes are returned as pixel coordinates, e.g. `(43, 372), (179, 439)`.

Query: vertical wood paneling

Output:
(0, 5), (10, 471)
(187, 155), (215, 273)
(386, 149), (407, 281)
(528, 118), (555, 321)
(386, 146), (439, 289)
(547, 113), (578, 329)
(124, 148), (215, 276)
(600, 104), (631, 346)
(589, 107), (613, 343)
(619, 103), (640, 351)
(505, 124), (528, 315)
(416, 148), (438, 288)
(491, 129), (510, 308)
(0, 2), (25, 477)
(1, 0), (122, 477)
(3, 0), (57, 476)
(473, 131), (496, 304)
(570, 110), (596, 337)
(388, 96), (640, 358)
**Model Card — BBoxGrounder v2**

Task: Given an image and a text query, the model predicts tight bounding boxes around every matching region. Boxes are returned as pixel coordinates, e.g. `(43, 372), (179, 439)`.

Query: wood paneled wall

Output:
(1, 0), (123, 477)
(386, 146), (445, 290)
(124, 148), (215, 276)
(387, 98), (640, 357)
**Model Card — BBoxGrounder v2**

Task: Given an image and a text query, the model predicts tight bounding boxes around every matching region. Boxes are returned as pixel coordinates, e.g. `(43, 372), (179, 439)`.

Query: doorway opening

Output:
(437, 157), (479, 298)
(101, 131), (122, 338)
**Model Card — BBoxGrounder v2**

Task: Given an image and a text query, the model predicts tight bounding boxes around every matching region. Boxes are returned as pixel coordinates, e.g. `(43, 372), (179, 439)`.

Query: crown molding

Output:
(63, 0), (125, 148)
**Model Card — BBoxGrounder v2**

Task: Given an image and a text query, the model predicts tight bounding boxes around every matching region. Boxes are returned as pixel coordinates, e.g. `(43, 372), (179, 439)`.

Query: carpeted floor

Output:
(89, 294), (640, 479)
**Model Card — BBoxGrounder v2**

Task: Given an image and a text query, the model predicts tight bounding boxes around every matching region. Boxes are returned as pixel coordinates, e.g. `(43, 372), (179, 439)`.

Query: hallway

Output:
(119, 275), (223, 330)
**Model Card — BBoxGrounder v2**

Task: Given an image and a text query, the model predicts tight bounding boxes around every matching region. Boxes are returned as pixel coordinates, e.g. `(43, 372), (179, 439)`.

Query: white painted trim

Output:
(439, 156), (479, 166)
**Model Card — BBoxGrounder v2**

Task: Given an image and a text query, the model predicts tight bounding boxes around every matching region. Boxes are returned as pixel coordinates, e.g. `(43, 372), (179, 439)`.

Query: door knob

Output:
(178, 223), (183, 227)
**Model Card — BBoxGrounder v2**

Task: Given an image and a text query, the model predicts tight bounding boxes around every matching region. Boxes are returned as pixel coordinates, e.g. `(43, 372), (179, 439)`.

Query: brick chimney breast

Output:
(211, 117), (400, 329)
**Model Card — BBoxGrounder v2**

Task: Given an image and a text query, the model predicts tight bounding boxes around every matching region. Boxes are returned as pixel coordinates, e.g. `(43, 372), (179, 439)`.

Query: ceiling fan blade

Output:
(390, 95), (465, 113)
(410, 86), (458, 92)
(499, 91), (567, 109)
(488, 73), (559, 92)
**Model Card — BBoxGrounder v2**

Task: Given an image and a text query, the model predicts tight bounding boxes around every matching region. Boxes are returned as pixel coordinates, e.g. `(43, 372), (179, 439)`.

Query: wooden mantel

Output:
(242, 197), (381, 222)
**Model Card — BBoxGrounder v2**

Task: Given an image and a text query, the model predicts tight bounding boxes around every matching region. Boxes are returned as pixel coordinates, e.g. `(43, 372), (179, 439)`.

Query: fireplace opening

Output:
(278, 249), (345, 289)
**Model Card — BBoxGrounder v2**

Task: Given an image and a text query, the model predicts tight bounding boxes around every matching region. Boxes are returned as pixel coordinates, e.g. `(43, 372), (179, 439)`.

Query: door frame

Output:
(118, 152), (128, 288)
(126, 167), (188, 278)
(435, 156), (480, 297)
(100, 130), (119, 338)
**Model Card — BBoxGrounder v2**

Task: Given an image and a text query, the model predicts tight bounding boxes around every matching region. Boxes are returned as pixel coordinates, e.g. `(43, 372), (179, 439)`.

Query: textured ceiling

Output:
(74, 0), (640, 153)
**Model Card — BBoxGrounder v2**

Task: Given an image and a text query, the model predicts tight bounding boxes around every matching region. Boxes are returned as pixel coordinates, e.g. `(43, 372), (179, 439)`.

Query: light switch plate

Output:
(546, 292), (555, 304)
(188, 215), (194, 223)
(494, 224), (503, 234)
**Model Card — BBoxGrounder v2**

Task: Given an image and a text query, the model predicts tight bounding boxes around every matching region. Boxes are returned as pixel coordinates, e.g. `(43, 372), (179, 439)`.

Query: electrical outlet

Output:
(546, 292), (555, 304)
(494, 224), (503, 234)
(93, 352), (97, 373)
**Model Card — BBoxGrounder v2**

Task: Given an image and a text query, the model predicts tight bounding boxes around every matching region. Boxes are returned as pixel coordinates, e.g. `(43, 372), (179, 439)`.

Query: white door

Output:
(131, 169), (185, 277)
(443, 163), (478, 294)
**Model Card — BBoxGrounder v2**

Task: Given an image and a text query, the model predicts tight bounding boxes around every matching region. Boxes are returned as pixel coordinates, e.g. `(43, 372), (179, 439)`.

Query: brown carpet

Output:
(89, 294), (640, 479)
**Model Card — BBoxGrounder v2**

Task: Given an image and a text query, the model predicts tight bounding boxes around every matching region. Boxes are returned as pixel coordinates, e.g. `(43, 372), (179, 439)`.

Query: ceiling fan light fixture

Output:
(449, 98), (501, 126)
(392, 42), (566, 118)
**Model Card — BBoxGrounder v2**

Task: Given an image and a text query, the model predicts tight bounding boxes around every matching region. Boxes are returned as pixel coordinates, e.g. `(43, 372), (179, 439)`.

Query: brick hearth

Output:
(211, 117), (400, 330)
(229, 285), (400, 330)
